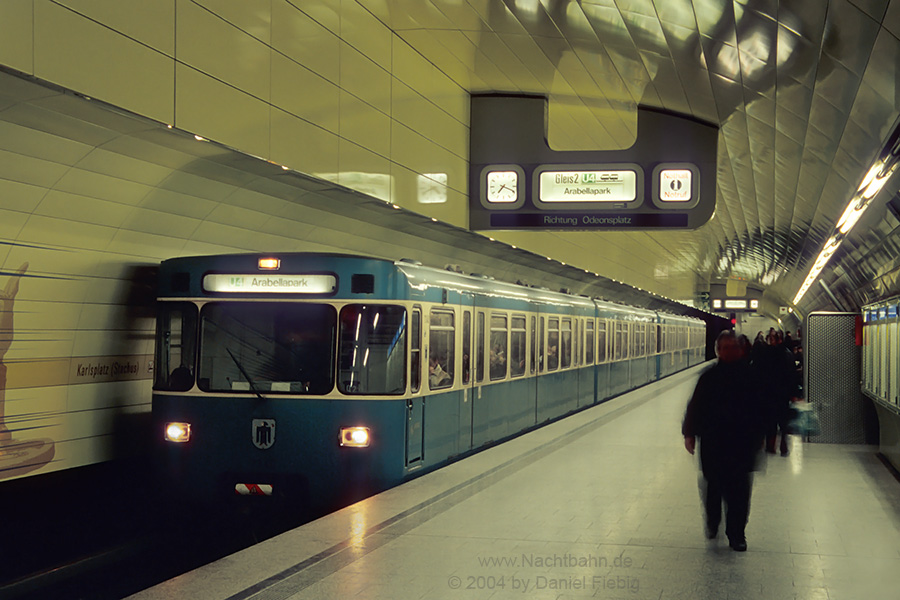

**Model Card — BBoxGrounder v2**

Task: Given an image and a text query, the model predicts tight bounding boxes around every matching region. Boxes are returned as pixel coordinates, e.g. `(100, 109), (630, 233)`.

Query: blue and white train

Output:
(153, 253), (706, 510)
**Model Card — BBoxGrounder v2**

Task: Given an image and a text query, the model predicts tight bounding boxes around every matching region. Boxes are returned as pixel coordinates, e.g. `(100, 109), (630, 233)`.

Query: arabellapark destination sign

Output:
(202, 273), (337, 294)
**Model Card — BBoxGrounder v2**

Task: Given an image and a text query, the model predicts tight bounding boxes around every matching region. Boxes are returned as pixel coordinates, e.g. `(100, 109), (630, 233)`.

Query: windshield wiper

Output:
(226, 347), (266, 401)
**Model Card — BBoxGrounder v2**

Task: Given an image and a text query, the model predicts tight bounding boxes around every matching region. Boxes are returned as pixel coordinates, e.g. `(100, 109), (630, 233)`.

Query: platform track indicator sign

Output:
(539, 170), (637, 203)
(469, 95), (717, 231)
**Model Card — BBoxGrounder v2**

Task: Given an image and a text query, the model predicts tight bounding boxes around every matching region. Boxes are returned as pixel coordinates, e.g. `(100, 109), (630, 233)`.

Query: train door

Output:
(653, 322), (661, 380)
(406, 306), (424, 466)
(472, 309), (489, 446)
(530, 314), (538, 410)
(460, 305), (474, 451)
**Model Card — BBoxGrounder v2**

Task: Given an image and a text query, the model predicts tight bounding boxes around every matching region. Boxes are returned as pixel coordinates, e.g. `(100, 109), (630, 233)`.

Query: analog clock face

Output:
(486, 170), (518, 203)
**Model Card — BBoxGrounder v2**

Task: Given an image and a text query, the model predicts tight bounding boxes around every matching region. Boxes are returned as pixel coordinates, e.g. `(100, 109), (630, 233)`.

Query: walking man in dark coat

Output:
(682, 330), (765, 551)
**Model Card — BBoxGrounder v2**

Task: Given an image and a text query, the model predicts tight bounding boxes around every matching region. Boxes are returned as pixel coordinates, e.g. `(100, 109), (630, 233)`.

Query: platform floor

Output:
(130, 364), (900, 600)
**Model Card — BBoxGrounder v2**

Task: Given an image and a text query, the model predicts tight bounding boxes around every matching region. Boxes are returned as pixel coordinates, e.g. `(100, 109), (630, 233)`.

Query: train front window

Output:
(155, 302), (198, 392)
(339, 305), (407, 395)
(198, 302), (336, 395)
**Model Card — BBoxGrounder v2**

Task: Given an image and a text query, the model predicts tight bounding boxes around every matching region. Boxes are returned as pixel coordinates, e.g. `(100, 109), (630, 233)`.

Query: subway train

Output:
(152, 253), (706, 511)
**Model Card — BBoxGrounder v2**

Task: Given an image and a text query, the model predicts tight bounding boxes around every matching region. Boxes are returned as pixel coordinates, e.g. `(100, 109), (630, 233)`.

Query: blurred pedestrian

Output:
(751, 331), (766, 363)
(753, 329), (797, 456)
(682, 331), (765, 551)
(737, 334), (752, 365)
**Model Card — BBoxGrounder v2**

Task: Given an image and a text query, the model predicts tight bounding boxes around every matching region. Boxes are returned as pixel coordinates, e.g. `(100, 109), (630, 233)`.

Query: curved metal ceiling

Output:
(0, 68), (714, 321)
(370, 0), (900, 316)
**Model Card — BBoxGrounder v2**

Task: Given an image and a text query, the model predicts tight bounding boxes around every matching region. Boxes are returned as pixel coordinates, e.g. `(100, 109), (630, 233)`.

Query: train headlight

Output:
(340, 427), (370, 448)
(165, 422), (191, 443)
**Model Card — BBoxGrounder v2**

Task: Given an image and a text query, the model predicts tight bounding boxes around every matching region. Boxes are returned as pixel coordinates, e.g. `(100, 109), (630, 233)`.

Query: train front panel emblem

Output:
(252, 419), (275, 449)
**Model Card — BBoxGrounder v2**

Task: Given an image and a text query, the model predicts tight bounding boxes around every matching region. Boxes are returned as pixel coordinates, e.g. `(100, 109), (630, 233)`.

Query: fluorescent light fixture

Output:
(861, 174), (889, 199)
(857, 162), (883, 193)
(793, 153), (898, 305)
(792, 238), (837, 305)
(836, 197), (867, 234)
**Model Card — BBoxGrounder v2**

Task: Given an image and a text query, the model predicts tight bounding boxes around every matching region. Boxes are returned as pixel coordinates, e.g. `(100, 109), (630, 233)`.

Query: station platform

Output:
(129, 364), (900, 600)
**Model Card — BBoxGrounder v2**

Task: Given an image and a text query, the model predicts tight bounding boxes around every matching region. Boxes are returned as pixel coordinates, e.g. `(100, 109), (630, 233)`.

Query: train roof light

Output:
(258, 258), (281, 270)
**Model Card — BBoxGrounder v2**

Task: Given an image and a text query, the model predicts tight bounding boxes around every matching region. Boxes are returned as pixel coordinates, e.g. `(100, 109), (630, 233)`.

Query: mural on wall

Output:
(0, 263), (55, 480)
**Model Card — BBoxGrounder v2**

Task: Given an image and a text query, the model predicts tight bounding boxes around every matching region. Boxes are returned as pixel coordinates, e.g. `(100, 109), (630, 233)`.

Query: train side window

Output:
(586, 320), (595, 364)
(429, 310), (455, 390)
(547, 317), (560, 370)
(154, 302), (198, 392)
(462, 311), (471, 385)
(490, 314), (508, 380)
(411, 308), (421, 393)
(539, 317), (545, 372)
(476, 312), (485, 383)
(561, 318), (572, 369)
(530, 316), (536, 374)
(510, 316), (526, 377)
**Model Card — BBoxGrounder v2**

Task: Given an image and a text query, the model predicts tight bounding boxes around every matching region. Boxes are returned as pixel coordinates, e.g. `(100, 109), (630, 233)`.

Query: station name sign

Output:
(203, 274), (337, 294)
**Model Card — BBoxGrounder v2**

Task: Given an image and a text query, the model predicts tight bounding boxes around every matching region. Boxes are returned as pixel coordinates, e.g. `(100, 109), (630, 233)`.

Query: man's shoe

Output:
(705, 527), (718, 540)
(729, 538), (747, 552)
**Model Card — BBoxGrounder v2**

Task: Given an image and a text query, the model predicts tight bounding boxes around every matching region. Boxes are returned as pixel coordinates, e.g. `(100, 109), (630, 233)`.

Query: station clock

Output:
(486, 170), (519, 203)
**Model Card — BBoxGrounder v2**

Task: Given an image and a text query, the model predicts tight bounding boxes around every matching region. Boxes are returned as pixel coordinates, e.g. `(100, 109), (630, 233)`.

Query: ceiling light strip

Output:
(792, 130), (900, 306)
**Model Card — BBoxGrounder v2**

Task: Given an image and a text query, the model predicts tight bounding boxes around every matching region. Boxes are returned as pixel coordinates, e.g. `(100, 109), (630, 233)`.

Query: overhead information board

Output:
(469, 95), (718, 231)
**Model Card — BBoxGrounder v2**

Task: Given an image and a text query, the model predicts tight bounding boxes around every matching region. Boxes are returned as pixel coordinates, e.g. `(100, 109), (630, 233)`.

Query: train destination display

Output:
(202, 273), (337, 294)
(469, 95), (718, 231)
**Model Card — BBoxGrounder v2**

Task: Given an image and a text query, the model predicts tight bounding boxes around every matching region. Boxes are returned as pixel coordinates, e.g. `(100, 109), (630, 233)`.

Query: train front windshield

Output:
(198, 303), (337, 395)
